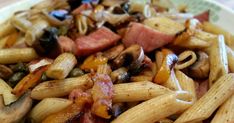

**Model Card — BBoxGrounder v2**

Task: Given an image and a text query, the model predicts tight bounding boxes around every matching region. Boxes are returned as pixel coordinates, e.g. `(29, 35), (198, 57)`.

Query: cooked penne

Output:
(0, 48), (38, 64)
(211, 95), (234, 123)
(143, 17), (185, 35)
(174, 73), (234, 123)
(113, 81), (173, 103)
(174, 37), (210, 49)
(175, 50), (197, 70)
(31, 74), (93, 100)
(0, 79), (18, 105)
(112, 92), (192, 123)
(162, 69), (182, 91)
(156, 119), (173, 123)
(0, 36), (8, 49)
(194, 30), (217, 42)
(25, 18), (49, 46)
(29, 98), (72, 123)
(208, 35), (228, 87)
(176, 70), (197, 102)
(46, 53), (77, 80)
(76, 15), (88, 35)
(0, 94), (4, 108)
(11, 12), (32, 33)
(226, 46), (234, 73)
(202, 22), (234, 49)
(0, 21), (15, 39)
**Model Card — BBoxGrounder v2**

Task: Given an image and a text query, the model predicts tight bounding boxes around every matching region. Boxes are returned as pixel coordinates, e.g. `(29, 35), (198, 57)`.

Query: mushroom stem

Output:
(0, 91), (32, 123)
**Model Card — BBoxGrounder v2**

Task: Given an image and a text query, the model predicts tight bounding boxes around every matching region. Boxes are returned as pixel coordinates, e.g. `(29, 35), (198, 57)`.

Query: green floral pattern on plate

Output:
(172, 0), (221, 22)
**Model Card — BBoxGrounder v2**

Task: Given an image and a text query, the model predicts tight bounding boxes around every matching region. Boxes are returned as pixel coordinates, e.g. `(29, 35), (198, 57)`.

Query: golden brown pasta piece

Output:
(113, 81), (173, 103)
(202, 22), (234, 49)
(46, 53), (77, 80)
(174, 73), (234, 123)
(211, 95), (234, 123)
(0, 48), (38, 64)
(162, 69), (182, 91)
(25, 18), (49, 46)
(29, 98), (72, 123)
(208, 35), (228, 87)
(176, 70), (197, 102)
(31, 74), (93, 100)
(112, 92), (192, 123)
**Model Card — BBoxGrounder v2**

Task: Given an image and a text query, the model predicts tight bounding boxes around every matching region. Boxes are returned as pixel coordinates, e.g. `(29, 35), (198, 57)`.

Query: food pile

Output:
(0, 0), (234, 123)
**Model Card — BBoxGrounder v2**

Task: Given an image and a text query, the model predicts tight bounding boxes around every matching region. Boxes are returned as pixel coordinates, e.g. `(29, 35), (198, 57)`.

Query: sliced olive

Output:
(33, 27), (59, 56)
(10, 62), (29, 73)
(41, 72), (48, 82)
(8, 72), (26, 87)
(69, 68), (85, 77)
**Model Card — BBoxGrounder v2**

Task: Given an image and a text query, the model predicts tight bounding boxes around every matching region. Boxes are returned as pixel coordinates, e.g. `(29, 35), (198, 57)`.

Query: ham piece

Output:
(75, 27), (121, 56)
(194, 10), (210, 23)
(122, 22), (175, 52)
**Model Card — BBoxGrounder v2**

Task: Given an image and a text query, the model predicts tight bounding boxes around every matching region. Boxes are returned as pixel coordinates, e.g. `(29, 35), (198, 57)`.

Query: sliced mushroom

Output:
(0, 65), (13, 80)
(0, 91), (32, 123)
(189, 51), (210, 79)
(113, 45), (144, 71)
(103, 44), (125, 60)
(111, 67), (130, 84)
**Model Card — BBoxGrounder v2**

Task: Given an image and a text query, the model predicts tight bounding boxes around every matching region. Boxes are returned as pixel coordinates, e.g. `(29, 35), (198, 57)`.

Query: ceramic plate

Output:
(172, 0), (234, 34)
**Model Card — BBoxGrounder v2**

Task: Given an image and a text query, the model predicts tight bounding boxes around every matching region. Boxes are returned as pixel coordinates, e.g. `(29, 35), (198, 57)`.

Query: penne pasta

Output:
(31, 74), (93, 100)
(208, 35), (228, 87)
(175, 50), (197, 70)
(112, 92), (192, 123)
(76, 15), (88, 35)
(0, 36), (8, 49)
(174, 73), (234, 123)
(46, 53), (77, 80)
(0, 48), (38, 64)
(0, 79), (18, 105)
(202, 22), (234, 49)
(0, 21), (15, 39)
(176, 70), (197, 102)
(194, 30), (217, 42)
(162, 69), (182, 91)
(226, 46), (234, 73)
(174, 37), (210, 49)
(29, 98), (72, 123)
(11, 12), (32, 33)
(156, 119), (173, 123)
(0, 94), (4, 109)
(113, 81), (173, 103)
(25, 18), (50, 46)
(211, 95), (234, 123)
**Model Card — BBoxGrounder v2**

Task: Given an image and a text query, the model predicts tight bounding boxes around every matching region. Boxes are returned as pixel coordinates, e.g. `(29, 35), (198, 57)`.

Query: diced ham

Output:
(58, 36), (76, 53)
(91, 74), (113, 119)
(123, 22), (175, 52)
(75, 27), (121, 56)
(194, 10), (210, 23)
